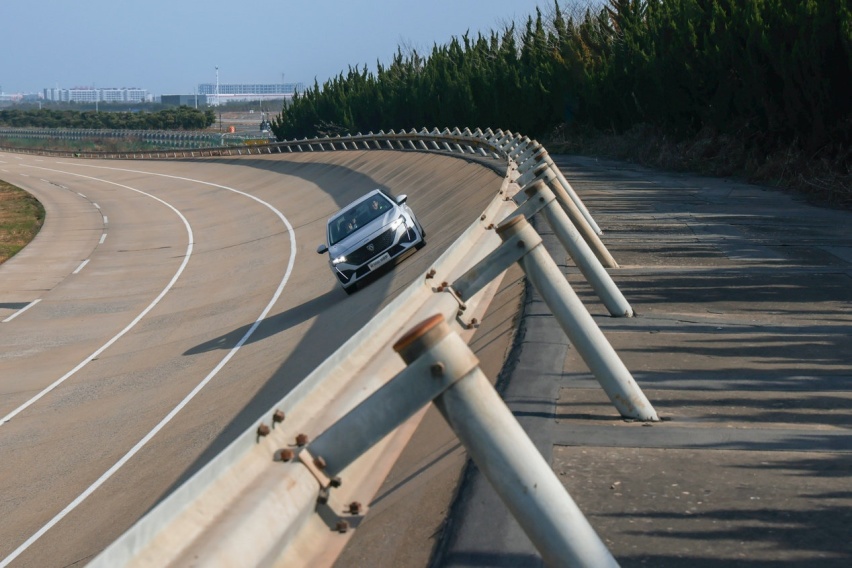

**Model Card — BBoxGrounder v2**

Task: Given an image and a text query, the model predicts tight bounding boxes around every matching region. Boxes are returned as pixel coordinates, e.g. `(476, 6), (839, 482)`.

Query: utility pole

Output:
(216, 66), (221, 133)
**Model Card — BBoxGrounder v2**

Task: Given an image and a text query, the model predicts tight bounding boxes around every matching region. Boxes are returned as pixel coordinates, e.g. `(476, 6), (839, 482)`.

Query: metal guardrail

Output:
(0, 126), (602, 238)
(7, 127), (656, 566)
(0, 127), (229, 149)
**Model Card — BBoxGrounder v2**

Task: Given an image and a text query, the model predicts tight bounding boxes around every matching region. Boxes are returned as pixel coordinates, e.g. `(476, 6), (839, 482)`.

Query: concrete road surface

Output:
(0, 150), (506, 567)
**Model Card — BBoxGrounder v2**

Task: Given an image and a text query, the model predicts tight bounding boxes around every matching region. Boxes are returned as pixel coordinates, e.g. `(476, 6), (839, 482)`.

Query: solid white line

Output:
(0, 163), (297, 567)
(72, 259), (90, 274)
(2, 299), (41, 323)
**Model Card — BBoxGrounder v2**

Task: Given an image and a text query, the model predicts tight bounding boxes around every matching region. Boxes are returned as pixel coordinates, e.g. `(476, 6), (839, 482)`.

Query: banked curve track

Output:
(0, 149), (506, 567)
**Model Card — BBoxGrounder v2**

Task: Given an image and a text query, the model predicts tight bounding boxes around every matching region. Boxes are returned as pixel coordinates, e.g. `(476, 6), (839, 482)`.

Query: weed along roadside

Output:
(0, 179), (44, 264)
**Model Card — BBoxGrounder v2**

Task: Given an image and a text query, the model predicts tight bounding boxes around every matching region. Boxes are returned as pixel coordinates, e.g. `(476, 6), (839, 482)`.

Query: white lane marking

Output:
(0, 163), (297, 567)
(103, 216), (108, 225)
(2, 299), (41, 323)
(93, 203), (100, 209)
(72, 259), (90, 274)
(19, 173), (29, 177)
(77, 192), (86, 198)
(100, 233), (107, 244)
(1, 172), (193, 426)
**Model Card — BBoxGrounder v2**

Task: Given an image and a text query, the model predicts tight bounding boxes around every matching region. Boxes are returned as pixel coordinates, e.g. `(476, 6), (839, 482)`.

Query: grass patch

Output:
(0, 180), (45, 264)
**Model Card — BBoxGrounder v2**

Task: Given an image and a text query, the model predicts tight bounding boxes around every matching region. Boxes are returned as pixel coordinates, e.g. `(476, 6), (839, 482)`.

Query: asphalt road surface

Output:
(0, 150), (505, 567)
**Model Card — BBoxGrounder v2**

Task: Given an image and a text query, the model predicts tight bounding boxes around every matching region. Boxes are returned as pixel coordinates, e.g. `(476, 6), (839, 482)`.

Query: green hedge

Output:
(273, 0), (851, 154)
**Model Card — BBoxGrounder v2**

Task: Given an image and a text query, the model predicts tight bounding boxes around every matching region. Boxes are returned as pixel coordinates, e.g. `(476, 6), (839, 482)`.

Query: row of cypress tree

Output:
(0, 107), (216, 131)
(272, 0), (851, 155)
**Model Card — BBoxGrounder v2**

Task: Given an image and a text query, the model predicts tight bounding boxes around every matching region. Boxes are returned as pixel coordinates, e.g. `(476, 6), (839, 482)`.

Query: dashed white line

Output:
(72, 259), (90, 274)
(103, 215), (108, 225)
(100, 233), (107, 244)
(2, 299), (41, 323)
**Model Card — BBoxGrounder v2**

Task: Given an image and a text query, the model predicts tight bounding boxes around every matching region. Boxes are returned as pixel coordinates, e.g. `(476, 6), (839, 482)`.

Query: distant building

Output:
(43, 87), (151, 103)
(196, 83), (304, 104)
(161, 94), (203, 107)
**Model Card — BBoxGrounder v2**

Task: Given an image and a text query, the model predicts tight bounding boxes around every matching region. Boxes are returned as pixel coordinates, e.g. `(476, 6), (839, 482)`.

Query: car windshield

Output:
(328, 193), (394, 245)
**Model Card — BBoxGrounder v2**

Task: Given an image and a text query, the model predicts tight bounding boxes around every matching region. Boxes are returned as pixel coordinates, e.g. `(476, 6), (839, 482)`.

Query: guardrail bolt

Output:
(330, 476), (343, 488)
(279, 448), (295, 462)
(430, 362), (445, 378)
(487, 223), (495, 230)
(348, 501), (362, 515)
(272, 409), (285, 424)
(317, 488), (330, 505)
(257, 424), (271, 437)
(467, 318), (479, 329)
(517, 240), (526, 249)
(426, 268), (436, 279)
(313, 456), (327, 470)
(296, 433), (309, 446)
(480, 214), (487, 221)
(335, 520), (349, 533)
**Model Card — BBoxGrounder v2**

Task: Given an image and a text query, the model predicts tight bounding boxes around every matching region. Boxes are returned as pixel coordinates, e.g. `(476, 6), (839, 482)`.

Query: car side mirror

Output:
(396, 194), (408, 204)
(316, 244), (328, 254)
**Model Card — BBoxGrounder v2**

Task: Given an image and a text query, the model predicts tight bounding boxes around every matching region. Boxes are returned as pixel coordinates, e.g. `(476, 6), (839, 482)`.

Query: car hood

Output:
(328, 209), (399, 257)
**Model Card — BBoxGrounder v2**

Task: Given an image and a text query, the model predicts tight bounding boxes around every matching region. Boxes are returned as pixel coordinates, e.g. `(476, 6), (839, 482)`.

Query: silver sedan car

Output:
(316, 189), (426, 294)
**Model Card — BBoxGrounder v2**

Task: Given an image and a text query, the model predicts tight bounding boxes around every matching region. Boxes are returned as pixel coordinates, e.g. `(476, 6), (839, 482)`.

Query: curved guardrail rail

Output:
(3, 127), (656, 566)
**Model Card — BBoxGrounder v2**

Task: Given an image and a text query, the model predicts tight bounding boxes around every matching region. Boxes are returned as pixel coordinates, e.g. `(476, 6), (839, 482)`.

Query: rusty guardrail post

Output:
(304, 315), (619, 568)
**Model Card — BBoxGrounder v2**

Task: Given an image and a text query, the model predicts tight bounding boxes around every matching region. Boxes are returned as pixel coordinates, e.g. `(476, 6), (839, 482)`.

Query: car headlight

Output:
(391, 217), (406, 231)
(332, 255), (347, 265)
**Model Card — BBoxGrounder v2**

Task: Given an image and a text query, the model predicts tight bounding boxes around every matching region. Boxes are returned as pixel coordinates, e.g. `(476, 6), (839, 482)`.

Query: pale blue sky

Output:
(2, 0), (594, 96)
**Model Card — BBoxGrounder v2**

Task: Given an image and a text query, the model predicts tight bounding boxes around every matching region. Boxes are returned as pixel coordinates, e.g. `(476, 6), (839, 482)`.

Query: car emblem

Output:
(367, 244), (375, 252)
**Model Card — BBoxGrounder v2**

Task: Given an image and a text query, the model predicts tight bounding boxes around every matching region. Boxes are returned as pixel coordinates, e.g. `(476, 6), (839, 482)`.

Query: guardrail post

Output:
(304, 315), (619, 568)
(542, 151), (603, 236)
(451, 216), (656, 421)
(511, 181), (633, 317)
(499, 215), (657, 420)
(522, 163), (619, 268)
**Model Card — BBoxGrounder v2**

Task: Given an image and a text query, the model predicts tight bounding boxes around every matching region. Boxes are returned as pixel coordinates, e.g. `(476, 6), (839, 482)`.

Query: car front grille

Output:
(346, 227), (397, 265)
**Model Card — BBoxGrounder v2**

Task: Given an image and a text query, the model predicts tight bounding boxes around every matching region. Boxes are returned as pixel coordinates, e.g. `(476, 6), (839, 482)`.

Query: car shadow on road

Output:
(183, 288), (343, 355)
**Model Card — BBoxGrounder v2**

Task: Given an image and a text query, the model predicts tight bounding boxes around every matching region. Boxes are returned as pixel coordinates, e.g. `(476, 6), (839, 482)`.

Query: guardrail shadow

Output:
(184, 289), (343, 355)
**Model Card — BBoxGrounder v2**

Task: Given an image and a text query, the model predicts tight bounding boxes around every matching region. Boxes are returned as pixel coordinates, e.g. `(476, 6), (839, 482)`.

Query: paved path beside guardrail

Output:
(339, 155), (852, 567)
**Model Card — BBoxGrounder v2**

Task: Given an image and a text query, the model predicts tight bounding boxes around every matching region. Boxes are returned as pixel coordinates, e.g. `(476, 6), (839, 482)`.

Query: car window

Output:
(328, 194), (394, 245)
